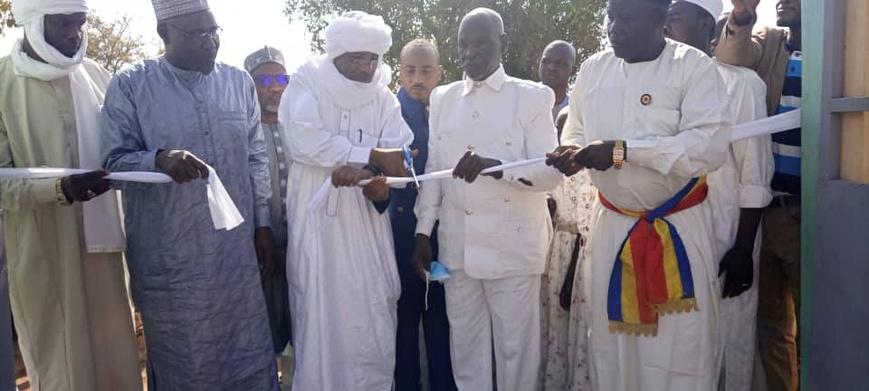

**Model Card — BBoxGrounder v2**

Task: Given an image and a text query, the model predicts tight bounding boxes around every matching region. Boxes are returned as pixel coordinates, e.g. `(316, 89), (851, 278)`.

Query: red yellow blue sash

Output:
(599, 176), (707, 336)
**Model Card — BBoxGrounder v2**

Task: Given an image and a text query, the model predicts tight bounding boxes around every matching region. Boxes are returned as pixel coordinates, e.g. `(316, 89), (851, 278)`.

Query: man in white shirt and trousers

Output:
(413, 8), (563, 391)
(547, 0), (731, 389)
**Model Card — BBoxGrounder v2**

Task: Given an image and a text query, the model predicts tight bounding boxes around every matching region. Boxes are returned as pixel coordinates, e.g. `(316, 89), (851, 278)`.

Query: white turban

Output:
(680, 0), (724, 19)
(11, 0), (88, 25)
(10, 0), (89, 77)
(324, 11), (393, 60)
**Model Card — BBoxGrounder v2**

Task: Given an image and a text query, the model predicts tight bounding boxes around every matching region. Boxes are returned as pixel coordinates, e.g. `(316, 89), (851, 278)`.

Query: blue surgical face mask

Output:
(428, 261), (451, 282)
(424, 261), (451, 311)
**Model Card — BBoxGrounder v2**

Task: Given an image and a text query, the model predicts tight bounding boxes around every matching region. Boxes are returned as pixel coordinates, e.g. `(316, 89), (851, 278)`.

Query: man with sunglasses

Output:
(244, 45), (294, 385)
(101, 1), (278, 390)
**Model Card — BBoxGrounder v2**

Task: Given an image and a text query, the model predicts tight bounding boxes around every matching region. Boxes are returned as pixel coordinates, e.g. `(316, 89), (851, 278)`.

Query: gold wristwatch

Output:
(56, 178), (71, 205)
(613, 140), (625, 169)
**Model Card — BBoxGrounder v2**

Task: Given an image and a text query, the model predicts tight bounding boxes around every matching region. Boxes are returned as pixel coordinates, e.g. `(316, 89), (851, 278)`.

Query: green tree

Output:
(0, 0), (15, 36)
(86, 14), (151, 74)
(283, 0), (606, 83)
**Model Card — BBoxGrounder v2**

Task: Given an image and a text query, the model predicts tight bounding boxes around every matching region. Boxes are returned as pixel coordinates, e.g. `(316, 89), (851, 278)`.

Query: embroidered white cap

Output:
(151, 0), (210, 21)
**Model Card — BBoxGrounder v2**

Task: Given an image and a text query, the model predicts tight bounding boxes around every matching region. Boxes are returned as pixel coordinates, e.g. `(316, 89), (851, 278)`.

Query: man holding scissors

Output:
(278, 11), (414, 390)
(390, 39), (457, 391)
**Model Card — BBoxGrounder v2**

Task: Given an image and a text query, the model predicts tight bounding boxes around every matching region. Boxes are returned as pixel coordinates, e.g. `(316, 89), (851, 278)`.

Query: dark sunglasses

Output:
(257, 74), (289, 87)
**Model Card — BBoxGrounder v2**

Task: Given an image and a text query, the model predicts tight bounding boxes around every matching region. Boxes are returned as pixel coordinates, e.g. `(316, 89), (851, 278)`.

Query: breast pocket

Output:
(430, 124), (463, 171)
(350, 127), (381, 148)
(635, 85), (681, 137)
(216, 112), (249, 145)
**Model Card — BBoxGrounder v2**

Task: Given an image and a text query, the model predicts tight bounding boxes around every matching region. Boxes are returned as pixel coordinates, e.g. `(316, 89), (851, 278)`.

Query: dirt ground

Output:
(13, 312), (292, 391)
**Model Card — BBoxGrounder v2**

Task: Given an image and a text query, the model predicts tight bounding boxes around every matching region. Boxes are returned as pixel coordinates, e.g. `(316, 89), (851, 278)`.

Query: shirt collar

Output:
(398, 87), (427, 119)
(161, 56), (205, 84)
(462, 65), (506, 96)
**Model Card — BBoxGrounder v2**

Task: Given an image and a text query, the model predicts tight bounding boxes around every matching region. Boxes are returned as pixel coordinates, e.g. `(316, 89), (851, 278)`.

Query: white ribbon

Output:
(730, 108), (801, 142)
(204, 166), (244, 231)
(306, 158), (547, 211)
(306, 109), (801, 211)
(0, 166), (244, 231)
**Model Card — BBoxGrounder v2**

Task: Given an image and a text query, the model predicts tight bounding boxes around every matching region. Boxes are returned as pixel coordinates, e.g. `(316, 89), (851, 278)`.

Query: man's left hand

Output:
(575, 140), (616, 171)
(332, 165), (374, 188)
(719, 246), (754, 298)
(363, 176), (390, 202)
(255, 228), (275, 275)
(452, 151), (502, 183)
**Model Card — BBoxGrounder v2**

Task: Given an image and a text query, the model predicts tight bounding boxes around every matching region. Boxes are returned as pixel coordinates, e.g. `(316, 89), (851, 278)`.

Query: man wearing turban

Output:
(0, 0), (141, 389)
(278, 10), (413, 391)
(100, 1), (278, 389)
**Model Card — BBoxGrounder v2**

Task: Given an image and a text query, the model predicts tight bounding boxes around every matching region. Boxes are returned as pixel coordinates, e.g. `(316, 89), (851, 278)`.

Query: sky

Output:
(0, 0), (781, 71)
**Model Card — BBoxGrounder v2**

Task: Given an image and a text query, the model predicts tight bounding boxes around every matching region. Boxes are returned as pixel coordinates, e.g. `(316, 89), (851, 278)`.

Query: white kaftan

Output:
(562, 40), (731, 391)
(279, 57), (413, 391)
(709, 63), (773, 391)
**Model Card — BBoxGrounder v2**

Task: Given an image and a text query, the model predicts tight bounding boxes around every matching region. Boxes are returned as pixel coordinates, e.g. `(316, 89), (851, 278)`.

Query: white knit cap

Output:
(324, 11), (392, 60)
(151, 0), (209, 21)
(680, 0), (724, 19)
(11, 0), (88, 25)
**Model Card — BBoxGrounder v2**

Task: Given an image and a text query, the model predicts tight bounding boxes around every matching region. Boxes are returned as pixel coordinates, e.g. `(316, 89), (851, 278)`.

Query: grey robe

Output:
(101, 57), (278, 390)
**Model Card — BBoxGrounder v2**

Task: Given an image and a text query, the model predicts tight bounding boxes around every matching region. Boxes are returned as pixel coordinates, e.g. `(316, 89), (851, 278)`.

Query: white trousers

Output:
(444, 270), (542, 391)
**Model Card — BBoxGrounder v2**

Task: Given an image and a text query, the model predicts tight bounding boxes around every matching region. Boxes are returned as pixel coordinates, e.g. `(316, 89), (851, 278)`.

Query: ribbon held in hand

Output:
(306, 109), (801, 211)
(205, 166), (244, 230)
(306, 158), (548, 211)
(0, 166), (244, 231)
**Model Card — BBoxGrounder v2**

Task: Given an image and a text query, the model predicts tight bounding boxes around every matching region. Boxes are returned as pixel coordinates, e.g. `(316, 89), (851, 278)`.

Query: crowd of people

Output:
(0, 0), (803, 390)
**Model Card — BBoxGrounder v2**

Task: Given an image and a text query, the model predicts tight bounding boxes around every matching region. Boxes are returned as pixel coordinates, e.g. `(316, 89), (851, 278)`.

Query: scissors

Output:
(403, 144), (420, 189)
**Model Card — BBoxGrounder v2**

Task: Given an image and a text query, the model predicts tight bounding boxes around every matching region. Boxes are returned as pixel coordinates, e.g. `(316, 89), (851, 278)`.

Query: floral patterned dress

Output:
(540, 170), (596, 391)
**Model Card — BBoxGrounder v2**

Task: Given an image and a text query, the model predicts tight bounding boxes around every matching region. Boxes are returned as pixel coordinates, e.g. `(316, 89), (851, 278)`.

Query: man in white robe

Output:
(548, 0), (731, 389)
(0, 0), (141, 389)
(666, 1), (773, 389)
(413, 8), (563, 391)
(278, 11), (413, 391)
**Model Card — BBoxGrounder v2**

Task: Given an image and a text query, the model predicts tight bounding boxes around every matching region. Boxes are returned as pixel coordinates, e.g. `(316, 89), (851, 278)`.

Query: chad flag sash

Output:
(599, 176), (708, 337)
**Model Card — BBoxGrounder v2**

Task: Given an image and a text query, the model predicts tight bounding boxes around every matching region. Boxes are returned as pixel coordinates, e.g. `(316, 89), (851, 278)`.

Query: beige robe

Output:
(0, 56), (141, 391)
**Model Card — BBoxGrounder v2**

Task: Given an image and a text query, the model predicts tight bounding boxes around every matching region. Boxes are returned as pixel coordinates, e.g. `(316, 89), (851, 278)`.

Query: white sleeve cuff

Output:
(347, 146), (372, 166)
(739, 185), (773, 209)
(35, 178), (60, 205)
(415, 216), (437, 237)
